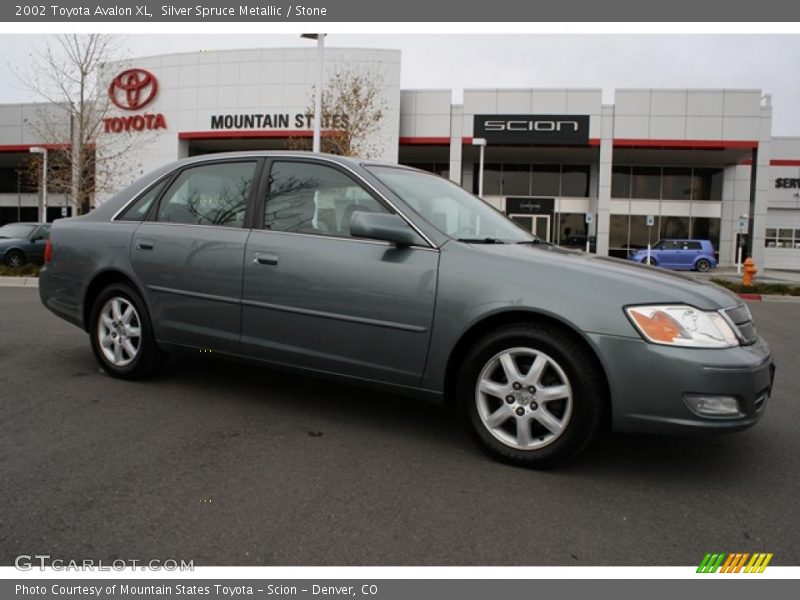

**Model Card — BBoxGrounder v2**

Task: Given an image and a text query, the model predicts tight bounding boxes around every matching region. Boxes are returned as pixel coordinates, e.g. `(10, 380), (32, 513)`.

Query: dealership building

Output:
(1, 46), (799, 269)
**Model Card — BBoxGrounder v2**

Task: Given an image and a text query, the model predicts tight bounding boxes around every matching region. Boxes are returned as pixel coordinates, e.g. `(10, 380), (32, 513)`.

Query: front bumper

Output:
(589, 333), (774, 434)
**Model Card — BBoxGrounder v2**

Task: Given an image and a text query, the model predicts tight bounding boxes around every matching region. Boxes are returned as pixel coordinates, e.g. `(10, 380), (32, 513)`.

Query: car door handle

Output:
(136, 240), (154, 251)
(253, 252), (279, 266)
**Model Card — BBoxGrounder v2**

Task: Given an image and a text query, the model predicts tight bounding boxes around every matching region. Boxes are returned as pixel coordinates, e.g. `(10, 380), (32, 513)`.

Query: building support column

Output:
(595, 105), (615, 257)
(449, 104), (463, 186)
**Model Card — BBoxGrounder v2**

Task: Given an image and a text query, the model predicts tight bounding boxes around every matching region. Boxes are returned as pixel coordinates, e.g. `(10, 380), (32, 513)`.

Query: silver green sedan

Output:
(38, 152), (774, 468)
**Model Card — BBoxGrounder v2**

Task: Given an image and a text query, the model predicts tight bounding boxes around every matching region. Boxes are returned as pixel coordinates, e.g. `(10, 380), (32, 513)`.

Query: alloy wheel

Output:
(97, 296), (142, 367)
(475, 347), (573, 450)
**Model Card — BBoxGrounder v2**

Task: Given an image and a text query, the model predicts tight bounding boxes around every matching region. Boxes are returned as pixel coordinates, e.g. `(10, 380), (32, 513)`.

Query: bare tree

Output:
(12, 34), (146, 214)
(289, 65), (388, 158)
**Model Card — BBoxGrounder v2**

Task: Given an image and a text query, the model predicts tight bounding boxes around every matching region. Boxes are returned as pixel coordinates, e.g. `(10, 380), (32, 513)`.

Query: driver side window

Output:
(264, 161), (388, 238)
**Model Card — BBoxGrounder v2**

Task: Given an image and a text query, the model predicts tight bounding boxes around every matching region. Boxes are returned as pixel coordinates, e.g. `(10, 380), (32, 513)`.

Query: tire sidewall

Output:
(5, 250), (24, 267)
(457, 325), (601, 468)
(696, 259), (710, 272)
(89, 283), (158, 378)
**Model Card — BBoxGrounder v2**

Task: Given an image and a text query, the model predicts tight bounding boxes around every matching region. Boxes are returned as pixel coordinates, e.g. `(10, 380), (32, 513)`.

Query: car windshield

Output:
(0, 223), (35, 239)
(366, 166), (534, 243)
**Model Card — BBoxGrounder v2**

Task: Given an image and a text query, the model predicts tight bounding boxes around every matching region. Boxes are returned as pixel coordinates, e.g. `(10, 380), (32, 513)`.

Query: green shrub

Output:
(711, 278), (800, 296)
(0, 263), (41, 277)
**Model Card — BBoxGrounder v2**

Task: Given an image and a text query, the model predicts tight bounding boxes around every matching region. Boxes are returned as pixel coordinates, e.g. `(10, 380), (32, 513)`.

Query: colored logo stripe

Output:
(697, 552), (773, 573)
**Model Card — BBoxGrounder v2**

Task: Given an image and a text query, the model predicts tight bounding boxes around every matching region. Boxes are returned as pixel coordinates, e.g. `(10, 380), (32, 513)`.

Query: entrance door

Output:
(510, 214), (551, 242)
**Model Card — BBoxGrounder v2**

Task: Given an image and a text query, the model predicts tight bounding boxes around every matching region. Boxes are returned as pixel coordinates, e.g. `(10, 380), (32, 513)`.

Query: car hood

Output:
(453, 242), (740, 310)
(0, 237), (25, 247)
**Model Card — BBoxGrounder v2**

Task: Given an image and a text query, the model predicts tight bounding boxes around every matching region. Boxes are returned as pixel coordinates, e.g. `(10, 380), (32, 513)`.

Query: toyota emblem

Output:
(108, 68), (159, 111)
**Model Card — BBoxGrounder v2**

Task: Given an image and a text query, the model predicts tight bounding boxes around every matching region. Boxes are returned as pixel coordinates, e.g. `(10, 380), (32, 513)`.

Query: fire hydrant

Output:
(742, 257), (758, 287)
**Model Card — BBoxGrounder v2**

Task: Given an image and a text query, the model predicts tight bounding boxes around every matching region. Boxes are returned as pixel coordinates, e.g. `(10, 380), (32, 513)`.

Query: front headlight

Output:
(625, 304), (739, 348)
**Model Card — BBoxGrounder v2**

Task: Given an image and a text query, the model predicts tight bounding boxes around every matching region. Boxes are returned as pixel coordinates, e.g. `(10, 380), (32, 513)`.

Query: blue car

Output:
(0, 222), (51, 268)
(629, 239), (717, 272)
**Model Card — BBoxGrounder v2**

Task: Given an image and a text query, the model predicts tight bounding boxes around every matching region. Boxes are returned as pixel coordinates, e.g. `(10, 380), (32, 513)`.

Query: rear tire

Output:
(456, 323), (605, 469)
(89, 283), (166, 380)
(4, 250), (25, 268)
(695, 259), (711, 272)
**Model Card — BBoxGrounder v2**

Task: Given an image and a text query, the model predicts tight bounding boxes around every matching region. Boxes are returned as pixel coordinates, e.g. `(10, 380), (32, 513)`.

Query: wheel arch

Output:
(81, 269), (148, 332)
(443, 309), (611, 421)
(2, 246), (26, 261)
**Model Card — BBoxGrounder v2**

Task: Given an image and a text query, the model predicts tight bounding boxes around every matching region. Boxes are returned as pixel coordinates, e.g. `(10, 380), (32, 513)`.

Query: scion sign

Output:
(474, 114), (590, 145)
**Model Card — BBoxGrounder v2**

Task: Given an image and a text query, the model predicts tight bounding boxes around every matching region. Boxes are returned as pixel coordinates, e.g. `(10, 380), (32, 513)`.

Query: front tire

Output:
(457, 323), (605, 469)
(89, 283), (166, 380)
(642, 257), (656, 266)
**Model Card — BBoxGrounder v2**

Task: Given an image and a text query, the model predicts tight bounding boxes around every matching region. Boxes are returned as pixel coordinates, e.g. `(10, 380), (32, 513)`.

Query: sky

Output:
(1, 33), (799, 135)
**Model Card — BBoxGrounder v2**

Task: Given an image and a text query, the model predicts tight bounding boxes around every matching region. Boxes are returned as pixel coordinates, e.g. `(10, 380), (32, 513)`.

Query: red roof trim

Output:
(0, 143), (71, 152)
(399, 136), (451, 145)
(613, 139), (758, 150)
(771, 159), (800, 167)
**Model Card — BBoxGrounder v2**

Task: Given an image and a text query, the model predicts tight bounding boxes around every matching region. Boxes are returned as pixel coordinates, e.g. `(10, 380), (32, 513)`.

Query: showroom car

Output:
(628, 239), (718, 272)
(0, 222), (51, 267)
(38, 152), (774, 468)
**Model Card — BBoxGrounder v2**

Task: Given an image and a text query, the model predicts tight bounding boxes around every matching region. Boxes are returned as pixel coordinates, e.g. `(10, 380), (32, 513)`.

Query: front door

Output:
(241, 159), (438, 386)
(510, 214), (551, 242)
(130, 159), (259, 353)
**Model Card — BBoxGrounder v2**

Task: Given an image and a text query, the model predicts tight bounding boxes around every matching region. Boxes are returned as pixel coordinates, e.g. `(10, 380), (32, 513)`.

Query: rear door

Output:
(130, 158), (260, 353)
(241, 158), (439, 386)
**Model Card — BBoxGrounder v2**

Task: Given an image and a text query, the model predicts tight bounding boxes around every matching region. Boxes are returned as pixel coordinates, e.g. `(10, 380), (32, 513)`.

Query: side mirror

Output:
(350, 212), (421, 246)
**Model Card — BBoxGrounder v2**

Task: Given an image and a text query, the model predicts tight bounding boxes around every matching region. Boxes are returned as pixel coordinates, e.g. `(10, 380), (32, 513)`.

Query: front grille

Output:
(725, 305), (758, 345)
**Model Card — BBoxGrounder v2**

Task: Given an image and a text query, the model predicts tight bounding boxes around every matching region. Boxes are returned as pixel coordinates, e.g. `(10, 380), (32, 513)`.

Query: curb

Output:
(0, 276), (39, 288)
(737, 292), (800, 303)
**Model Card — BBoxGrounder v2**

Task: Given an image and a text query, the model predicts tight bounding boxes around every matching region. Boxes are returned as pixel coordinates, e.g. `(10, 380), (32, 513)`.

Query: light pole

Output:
(301, 33), (326, 154)
(472, 137), (487, 198)
(29, 146), (48, 223)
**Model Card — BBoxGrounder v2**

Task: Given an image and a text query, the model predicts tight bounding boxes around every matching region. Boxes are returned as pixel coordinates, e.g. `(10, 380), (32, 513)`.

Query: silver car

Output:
(39, 152), (775, 468)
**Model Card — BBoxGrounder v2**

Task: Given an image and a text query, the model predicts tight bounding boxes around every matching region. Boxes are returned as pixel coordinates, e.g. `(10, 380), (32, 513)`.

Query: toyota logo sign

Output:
(108, 68), (159, 111)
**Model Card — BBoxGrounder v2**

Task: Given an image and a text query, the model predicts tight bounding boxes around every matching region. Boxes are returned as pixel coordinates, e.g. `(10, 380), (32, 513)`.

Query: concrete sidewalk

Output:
(0, 276), (39, 287)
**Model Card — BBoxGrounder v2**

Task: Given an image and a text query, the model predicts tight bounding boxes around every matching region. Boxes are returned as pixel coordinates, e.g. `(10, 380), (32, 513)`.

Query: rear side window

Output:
(686, 241), (702, 250)
(117, 179), (168, 222)
(156, 161), (256, 227)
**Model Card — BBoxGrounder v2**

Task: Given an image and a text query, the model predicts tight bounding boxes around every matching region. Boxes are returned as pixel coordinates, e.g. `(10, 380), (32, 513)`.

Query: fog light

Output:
(684, 394), (742, 418)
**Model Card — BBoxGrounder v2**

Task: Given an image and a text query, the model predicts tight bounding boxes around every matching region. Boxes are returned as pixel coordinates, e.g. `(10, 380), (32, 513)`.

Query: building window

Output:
(556, 212), (590, 247)
(531, 165), (561, 196)
(502, 164), (531, 196)
(661, 167), (692, 200)
(561, 165), (590, 197)
(767, 228), (796, 249)
(612, 166), (724, 201)
(659, 216), (690, 239)
(692, 168), (723, 201)
(691, 218), (720, 248)
(631, 167), (661, 199)
(482, 163), (502, 195)
(611, 167), (631, 198)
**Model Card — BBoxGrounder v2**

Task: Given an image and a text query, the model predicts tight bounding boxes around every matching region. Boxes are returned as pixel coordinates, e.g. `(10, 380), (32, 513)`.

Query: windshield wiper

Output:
(456, 237), (506, 244)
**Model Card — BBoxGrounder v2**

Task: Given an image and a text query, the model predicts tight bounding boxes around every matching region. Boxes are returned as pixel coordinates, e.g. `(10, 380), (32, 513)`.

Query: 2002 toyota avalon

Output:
(39, 152), (775, 468)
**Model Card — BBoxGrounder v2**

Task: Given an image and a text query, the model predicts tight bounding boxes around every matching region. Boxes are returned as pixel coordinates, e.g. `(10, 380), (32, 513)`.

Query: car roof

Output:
(172, 150), (407, 170)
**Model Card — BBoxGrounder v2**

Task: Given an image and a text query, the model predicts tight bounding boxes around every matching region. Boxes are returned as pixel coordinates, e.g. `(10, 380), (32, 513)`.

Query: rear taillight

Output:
(44, 238), (52, 263)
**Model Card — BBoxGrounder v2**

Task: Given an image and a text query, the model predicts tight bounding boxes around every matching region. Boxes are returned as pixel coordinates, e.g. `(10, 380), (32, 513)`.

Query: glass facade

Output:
(470, 163), (590, 198)
(609, 215), (721, 258)
(612, 166), (723, 200)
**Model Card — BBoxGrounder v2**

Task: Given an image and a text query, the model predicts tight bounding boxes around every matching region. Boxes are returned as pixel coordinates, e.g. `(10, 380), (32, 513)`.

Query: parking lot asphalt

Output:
(1, 287), (798, 566)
